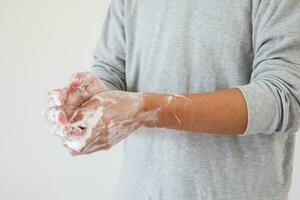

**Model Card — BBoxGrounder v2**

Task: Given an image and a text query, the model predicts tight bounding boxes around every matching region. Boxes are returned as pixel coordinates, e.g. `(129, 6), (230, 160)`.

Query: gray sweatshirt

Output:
(90, 0), (300, 199)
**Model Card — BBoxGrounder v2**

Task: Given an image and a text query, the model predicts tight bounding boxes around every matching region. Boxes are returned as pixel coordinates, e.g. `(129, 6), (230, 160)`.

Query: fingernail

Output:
(45, 109), (62, 124)
(57, 111), (67, 125)
(72, 128), (82, 137)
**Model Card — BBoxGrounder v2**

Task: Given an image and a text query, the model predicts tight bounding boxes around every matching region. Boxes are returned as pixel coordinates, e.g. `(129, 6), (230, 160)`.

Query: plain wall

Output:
(0, 0), (299, 199)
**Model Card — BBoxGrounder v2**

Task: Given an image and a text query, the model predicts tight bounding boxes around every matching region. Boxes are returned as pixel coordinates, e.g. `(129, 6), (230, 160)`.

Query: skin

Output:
(62, 91), (159, 156)
(45, 72), (248, 156)
(143, 88), (248, 135)
(46, 72), (108, 136)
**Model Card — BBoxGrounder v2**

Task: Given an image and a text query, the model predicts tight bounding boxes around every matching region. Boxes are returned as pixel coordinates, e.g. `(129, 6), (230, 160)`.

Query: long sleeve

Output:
(234, 0), (300, 135)
(90, 0), (126, 91)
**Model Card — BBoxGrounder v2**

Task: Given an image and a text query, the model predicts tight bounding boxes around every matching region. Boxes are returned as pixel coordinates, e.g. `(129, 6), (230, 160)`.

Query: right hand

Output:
(61, 90), (155, 156)
(44, 71), (109, 136)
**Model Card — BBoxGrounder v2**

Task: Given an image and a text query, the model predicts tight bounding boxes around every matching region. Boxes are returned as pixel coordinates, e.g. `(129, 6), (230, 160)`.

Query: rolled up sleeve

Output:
(234, 0), (300, 135)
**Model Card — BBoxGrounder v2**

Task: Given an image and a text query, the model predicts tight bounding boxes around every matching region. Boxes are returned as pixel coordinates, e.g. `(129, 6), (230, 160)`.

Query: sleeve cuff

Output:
(234, 81), (280, 135)
(90, 67), (120, 90)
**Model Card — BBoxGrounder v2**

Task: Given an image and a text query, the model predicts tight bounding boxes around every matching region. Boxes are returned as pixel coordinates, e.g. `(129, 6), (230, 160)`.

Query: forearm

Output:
(143, 88), (248, 135)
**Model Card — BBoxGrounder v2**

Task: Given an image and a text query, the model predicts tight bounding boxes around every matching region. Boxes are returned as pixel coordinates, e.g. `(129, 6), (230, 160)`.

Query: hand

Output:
(62, 90), (161, 156)
(44, 72), (108, 137)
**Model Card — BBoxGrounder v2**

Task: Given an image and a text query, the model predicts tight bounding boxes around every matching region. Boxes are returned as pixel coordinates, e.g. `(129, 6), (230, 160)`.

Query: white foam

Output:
(48, 90), (63, 107)
(65, 106), (104, 151)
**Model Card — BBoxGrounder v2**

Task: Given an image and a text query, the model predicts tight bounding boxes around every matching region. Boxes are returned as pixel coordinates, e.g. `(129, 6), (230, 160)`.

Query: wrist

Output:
(142, 92), (169, 127)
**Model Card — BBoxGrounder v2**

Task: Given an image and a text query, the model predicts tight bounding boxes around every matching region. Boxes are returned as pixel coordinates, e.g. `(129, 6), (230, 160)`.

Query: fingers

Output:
(47, 72), (108, 122)
(67, 144), (110, 156)
(47, 72), (97, 115)
(62, 120), (110, 155)
(47, 78), (112, 155)
(43, 107), (73, 137)
(47, 87), (80, 119)
(44, 108), (68, 125)
(69, 72), (96, 90)
(83, 127), (107, 150)
(66, 138), (111, 156)
(81, 143), (112, 155)
(50, 123), (73, 137)
(45, 91), (89, 139)
(47, 88), (68, 107)
(68, 126), (84, 138)
(69, 71), (108, 96)
(45, 71), (111, 156)
(60, 124), (116, 156)
(63, 90), (86, 118)
(61, 130), (102, 156)
(67, 106), (105, 145)
(47, 87), (84, 118)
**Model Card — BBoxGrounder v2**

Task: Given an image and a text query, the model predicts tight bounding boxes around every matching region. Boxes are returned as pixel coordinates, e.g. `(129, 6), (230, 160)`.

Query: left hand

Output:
(43, 72), (109, 137)
(62, 90), (160, 156)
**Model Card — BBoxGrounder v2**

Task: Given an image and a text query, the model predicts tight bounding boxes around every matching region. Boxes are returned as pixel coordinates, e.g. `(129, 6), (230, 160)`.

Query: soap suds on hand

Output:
(64, 106), (105, 151)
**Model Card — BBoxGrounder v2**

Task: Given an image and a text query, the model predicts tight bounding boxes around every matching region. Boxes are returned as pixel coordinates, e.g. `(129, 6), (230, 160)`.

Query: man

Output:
(45, 0), (300, 199)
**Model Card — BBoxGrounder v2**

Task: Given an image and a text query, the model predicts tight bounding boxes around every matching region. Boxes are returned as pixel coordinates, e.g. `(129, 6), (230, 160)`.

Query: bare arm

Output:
(143, 88), (248, 135)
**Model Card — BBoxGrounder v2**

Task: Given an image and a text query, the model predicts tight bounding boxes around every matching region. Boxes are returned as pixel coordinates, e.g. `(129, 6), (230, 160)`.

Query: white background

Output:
(0, 0), (299, 199)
